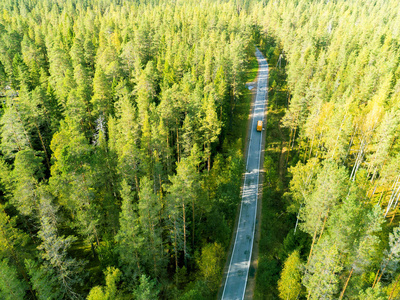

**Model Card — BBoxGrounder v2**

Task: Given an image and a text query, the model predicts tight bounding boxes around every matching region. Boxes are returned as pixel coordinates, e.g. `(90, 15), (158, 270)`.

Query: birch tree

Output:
(278, 250), (302, 300)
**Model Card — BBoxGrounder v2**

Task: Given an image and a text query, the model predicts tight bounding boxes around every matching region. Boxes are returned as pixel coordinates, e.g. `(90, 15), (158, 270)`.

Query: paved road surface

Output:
(221, 48), (268, 300)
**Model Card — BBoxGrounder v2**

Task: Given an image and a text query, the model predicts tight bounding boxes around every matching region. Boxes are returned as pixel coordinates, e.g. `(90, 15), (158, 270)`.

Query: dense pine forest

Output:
(0, 0), (255, 298)
(3, 0), (400, 299)
(255, 0), (400, 299)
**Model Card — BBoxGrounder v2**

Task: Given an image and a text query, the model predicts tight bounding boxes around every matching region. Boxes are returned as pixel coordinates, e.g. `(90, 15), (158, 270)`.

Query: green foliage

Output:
(197, 242), (224, 292)
(87, 267), (122, 300)
(278, 250), (302, 300)
(25, 258), (62, 300)
(114, 180), (142, 280)
(132, 275), (159, 300)
(0, 0), (279, 298)
(37, 188), (86, 299)
(303, 239), (343, 299)
(0, 259), (27, 300)
(357, 283), (386, 300)
(12, 149), (43, 217)
(255, 1), (400, 297)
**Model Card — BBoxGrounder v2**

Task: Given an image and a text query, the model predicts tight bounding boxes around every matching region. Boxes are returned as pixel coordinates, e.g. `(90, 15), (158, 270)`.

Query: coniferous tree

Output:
(0, 259), (27, 300)
(115, 180), (143, 279)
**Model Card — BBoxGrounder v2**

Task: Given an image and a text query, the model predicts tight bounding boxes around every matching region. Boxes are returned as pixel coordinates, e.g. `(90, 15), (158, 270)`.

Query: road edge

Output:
(244, 55), (268, 300)
(217, 49), (266, 300)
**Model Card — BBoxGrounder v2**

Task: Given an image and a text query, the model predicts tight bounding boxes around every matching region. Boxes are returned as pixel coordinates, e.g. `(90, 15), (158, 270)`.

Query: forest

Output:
(0, 0), (255, 298)
(3, 0), (400, 299)
(254, 0), (400, 299)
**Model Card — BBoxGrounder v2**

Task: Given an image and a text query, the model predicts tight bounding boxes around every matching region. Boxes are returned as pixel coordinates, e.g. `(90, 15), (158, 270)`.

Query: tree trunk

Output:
(372, 269), (380, 288)
(174, 218), (178, 276)
(339, 267), (353, 299)
(176, 126), (180, 163)
(317, 208), (329, 244)
(35, 122), (50, 169)
(192, 199), (195, 250)
(307, 213), (322, 266)
(389, 273), (400, 300)
(182, 200), (187, 267)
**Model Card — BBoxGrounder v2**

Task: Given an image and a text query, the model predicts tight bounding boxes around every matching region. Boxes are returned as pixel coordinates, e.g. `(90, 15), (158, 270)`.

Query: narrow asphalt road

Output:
(221, 48), (268, 300)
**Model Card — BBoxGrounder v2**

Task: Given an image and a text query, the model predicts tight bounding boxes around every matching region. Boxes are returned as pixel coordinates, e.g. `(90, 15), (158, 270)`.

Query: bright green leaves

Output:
(278, 250), (302, 300)
(12, 149), (43, 217)
(87, 267), (122, 300)
(304, 239), (343, 299)
(197, 242), (224, 293)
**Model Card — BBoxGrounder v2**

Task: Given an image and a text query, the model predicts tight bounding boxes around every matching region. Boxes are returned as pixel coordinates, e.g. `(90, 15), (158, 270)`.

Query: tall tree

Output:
(115, 180), (143, 279)
(11, 149), (43, 218)
(36, 187), (85, 300)
(0, 259), (27, 300)
(138, 177), (165, 278)
(278, 250), (302, 300)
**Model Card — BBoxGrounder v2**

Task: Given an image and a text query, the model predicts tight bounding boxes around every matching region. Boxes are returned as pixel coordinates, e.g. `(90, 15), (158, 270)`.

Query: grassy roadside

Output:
(231, 51), (259, 152)
(215, 50), (262, 299)
(253, 46), (309, 299)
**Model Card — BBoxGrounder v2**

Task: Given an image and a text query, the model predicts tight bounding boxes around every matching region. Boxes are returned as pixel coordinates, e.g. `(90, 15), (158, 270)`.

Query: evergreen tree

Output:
(138, 177), (165, 277)
(36, 187), (85, 299)
(12, 149), (43, 217)
(0, 259), (27, 300)
(87, 267), (121, 300)
(132, 275), (159, 300)
(278, 250), (302, 300)
(115, 180), (143, 279)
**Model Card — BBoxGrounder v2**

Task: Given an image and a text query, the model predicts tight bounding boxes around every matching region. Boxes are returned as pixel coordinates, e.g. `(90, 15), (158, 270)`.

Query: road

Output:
(221, 48), (268, 300)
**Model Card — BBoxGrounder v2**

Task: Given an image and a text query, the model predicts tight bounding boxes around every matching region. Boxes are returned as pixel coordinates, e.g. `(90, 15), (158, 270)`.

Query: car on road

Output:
(257, 120), (263, 131)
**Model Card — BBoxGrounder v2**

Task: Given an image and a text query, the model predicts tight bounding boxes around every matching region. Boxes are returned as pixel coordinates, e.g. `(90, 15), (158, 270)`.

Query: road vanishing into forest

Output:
(221, 48), (268, 300)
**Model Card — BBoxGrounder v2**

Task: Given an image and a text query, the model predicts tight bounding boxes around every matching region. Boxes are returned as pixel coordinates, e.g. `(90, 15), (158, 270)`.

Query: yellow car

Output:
(257, 120), (263, 132)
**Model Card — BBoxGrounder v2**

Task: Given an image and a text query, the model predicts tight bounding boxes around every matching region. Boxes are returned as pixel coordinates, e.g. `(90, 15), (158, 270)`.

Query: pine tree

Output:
(109, 83), (142, 190)
(11, 149), (43, 218)
(278, 250), (302, 300)
(25, 259), (62, 300)
(91, 67), (112, 118)
(166, 156), (201, 269)
(132, 275), (159, 300)
(0, 99), (32, 158)
(202, 89), (221, 171)
(303, 239), (342, 299)
(115, 180), (143, 279)
(138, 177), (164, 277)
(0, 259), (27, 300)
(87, 267), (121, 300)
(36, 187), (85, 299)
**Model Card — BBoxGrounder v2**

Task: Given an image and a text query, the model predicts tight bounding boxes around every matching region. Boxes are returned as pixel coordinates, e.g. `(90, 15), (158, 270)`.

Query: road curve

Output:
(221, 48), (268, 300)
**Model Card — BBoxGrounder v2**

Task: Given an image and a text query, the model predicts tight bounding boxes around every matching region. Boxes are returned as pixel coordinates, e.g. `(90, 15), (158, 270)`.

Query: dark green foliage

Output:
(0, 0), (286, 298)
(0, 259), (27, 300)
(25, 259), (62, 300)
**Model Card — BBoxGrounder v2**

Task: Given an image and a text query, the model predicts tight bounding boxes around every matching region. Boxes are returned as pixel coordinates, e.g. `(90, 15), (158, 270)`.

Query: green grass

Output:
(254, 95), (289, 299)
(252, 54), (306, 298)
(229, 52), (258, 155)
(246, 54), (259, 83)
